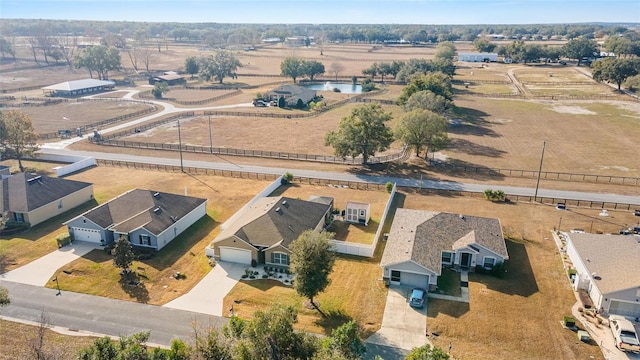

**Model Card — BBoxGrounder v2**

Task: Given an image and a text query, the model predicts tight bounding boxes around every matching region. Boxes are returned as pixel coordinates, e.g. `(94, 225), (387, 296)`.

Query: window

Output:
(359, 209), (366, 217)
(139, 234), (151, 246)
(390, 270), (401, 282)
(14, 213), (24, 222)
(483, 257), (496, 269)
(58, 200), (63, 209)
(272, 252), (289, 265)
(442, 251), (454, 264)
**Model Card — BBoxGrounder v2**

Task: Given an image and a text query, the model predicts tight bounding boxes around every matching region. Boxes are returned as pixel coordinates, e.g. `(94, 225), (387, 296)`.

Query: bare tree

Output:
(139, 46), (155, 73)
(126, 48), (140, 72)
(56, 36), (77, 69)
(30, 309), (50, 360)
(329, 62), (345, 81)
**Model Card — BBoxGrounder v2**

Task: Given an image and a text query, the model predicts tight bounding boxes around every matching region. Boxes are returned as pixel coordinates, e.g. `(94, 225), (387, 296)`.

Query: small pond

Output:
(302, 82), (362, 94)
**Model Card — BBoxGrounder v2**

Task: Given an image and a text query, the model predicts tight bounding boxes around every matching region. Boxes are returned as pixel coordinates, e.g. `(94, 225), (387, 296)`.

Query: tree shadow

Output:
(429, 158), (506, 181)
(470, 240), (539, 298)
(313, 308), (353, 332)
(447, 138), (507, 157)
(427, 298), (470, 318)
(118, 271), (150, 304)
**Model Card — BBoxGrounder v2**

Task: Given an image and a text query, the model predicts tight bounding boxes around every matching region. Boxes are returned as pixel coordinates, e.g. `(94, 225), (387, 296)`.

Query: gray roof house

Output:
(0, 173), (94, 227)
(41, 79), (115, 97)
(211, 196), (333, 266)
(565, 233), (640, 319)
(265, 84), (317, 108)
(64, 189), (207, 251)
(380, 209), (508, 289)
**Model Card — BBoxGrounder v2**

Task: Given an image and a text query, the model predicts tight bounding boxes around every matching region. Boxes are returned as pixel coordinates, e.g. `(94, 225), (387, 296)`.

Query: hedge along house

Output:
(211, 196), (333, 267)
(380, 209), (508, 290)
(64, 189), (206, 251)
(0, 173), (94, 227)
(565, 233), (640, 319)
(41, 79), (115, 97)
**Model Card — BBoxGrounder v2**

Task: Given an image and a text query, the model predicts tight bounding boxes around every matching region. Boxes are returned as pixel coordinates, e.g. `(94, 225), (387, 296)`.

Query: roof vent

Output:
(153, 192), (160, 197)
(27, 175), (42, 183)
(153, 207), (162, 214)
(275, 207), (281, 213)
(459, 214), (465, 220)
(282, 200), (288, 206)
(170, 216), (178, 222)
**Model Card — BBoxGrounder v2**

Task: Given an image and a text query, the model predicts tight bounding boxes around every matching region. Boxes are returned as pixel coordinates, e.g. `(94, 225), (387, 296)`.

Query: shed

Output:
(457, 52), (498, 62)
(41, 79), (115, 97)
(345, 201), (370, 226)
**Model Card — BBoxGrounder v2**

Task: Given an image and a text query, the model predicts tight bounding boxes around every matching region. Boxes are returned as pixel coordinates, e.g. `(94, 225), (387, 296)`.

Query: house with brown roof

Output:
(64, 189), (206, 250)
(265, 84), (317, 108)
(565, 233), (640, 319)
(380, 209), (508, 290)
(0, 173), (94, 227)
(211, 195), (333, 266)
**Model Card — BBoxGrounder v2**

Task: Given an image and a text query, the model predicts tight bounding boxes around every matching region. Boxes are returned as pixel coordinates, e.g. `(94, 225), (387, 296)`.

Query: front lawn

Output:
(433, 268), (461, 297)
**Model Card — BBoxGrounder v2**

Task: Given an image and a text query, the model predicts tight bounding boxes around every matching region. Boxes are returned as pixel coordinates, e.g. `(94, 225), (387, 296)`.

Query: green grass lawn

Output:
(434, 268), (462, 297)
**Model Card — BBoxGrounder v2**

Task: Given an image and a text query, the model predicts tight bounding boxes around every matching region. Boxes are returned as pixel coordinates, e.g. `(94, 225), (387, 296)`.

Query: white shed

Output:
(345, 201), (370, 226)
(457, 52), (498, 62)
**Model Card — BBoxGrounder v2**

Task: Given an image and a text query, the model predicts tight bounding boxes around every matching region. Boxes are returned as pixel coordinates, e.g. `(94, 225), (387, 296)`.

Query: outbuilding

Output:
(457, 52), (498, 62)
(41, 79), (115, 97)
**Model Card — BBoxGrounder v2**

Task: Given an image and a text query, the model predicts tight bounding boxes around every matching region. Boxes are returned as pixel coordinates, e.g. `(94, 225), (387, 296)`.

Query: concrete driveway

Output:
(366, 286), (429, 351)
(0, 241), (98, 286)
(163, 261), (246, 316)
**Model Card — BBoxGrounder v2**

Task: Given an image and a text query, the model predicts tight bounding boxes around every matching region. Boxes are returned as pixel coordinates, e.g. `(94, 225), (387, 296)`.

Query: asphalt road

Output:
(0, 281), (227, 347)
(40, 147), (640, 206)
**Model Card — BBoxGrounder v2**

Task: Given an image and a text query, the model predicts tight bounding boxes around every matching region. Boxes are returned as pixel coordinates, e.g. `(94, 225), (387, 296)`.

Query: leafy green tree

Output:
(322, 320), (366, 359)
(184, 56), (199, 79)
(398, 71), (453, 105)
(505, 40), (527, 63)
(362, 64), (378, 80)
(281, 56), (305, 83)
(563, 37), (598, 66)
(434, 41), (456, 61)
(592, 57), (640, 90)
(289, 230), (336, 314)
(151, 82), (170, 99)
(0, 110), (40, 172)
(325, 103), (394, 165)
(396, 59), (432, 82)
(603, 36), (636, 58)
(113, 236), (135, 273)
(303, 60), (325, 81)
(395, 109), (448, 158)
(405, 344), (450, 360)
(0, 285), (9, 309)
(624, 74), (640, 91)
(198, 51), (241, 84)
(78, 332), (172, 360)
(402, 90), (452, 114)
(473, 38), (496, 53)
(0, 37), (15, 59)
(196, 329), (234, 360)
(74, 45), (121, 80)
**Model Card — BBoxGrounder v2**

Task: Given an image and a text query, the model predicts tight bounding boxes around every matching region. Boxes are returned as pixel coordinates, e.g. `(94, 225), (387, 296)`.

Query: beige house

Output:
(211, 196), (333, 266)
(381, 209), (508, 290)
(0, 173), (94, 227)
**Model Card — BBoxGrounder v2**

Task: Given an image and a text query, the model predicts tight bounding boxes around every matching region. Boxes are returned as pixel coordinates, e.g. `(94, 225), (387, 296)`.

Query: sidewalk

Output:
(0, 241), (98, 286)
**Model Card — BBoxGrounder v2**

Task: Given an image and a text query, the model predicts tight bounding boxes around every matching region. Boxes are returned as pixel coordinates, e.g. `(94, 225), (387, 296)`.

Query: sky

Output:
(0, 0), (639, 25)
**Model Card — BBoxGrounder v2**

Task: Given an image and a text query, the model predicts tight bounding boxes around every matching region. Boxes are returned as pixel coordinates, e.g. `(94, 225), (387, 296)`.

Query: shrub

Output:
(251, 259), (257, 267)
(281, 172), (294, 185)
(262, 274), (268, 279)
(241, 274), (248, 279)
(56, 232), (72, 248)
(564, 316), (576, 327)
(352, 75), (358, 85)
(490, 261), (506, 277)
(385, 182), (394, 193)
(249, 275), (256, 279)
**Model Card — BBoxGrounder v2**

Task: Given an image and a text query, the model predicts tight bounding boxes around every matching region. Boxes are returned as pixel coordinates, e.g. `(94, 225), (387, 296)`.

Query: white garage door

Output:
(220, 247), (252, 264)
(610, 300), (640, 319)
(72, 227), (102, 243)
(401, 272), (429, 289)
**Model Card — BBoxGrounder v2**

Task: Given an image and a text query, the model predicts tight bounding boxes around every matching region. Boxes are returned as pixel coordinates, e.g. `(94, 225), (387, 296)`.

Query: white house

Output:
(565, 233), (640, 319)
(457, 52), (498, 62)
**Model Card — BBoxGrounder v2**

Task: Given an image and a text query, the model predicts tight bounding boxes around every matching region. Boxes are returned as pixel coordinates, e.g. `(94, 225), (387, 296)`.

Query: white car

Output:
(610, 315), (640, 353)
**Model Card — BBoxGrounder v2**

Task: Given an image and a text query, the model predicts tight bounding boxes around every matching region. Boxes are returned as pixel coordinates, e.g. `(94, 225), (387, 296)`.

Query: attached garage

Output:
(390, 270), (429, 289)
(72, 227), (102, 243)
(609, 300), (640, 319)
(219, 247), (252, 265)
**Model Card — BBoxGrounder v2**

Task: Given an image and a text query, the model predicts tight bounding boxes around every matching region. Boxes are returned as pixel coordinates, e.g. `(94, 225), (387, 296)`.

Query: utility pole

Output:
(208, 115), (213, 154)
(177, 120), (184, 172)
(534, 141), (546, 201)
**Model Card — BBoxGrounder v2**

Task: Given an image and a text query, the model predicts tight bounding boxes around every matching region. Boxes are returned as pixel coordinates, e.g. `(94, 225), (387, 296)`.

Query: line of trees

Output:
(280, 56), (326, 83)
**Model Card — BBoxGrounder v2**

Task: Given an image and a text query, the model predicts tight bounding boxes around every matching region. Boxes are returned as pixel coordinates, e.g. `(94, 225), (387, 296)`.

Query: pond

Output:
(302, 82), (362, 94)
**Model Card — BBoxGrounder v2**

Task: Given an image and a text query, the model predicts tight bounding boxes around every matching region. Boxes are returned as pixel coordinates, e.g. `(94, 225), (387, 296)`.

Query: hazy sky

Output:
(1, 0), (639, 24)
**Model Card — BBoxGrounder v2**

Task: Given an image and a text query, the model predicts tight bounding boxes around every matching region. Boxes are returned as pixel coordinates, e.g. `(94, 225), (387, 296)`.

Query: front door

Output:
(258, 250), (266, 264)
(460, 253), (471, 268)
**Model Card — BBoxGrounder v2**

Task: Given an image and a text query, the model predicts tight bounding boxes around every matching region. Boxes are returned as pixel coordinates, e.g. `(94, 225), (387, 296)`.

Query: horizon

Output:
(1, 0), (639, 25)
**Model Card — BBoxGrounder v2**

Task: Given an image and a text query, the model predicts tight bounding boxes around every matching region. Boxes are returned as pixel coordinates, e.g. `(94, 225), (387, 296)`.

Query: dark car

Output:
(253, 100), (267, 107)
(634, 209), (640, 217)
(409, 288), (426, 308)
(556, 203), (567, 210)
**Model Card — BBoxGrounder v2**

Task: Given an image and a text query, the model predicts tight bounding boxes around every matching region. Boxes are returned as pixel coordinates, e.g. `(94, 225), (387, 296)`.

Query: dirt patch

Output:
(549, 105), (597, 115)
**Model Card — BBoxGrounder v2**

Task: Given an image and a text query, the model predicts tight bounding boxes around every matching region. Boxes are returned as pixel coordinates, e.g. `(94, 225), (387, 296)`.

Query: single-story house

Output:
(565, 233), (640, 318)
(149, 74), (186, 85)
(284, 36), (310, 47)
(0, 173), (94, 227)
(64, 189), (206, 251)
(41, 79), (115, 97)
(211, 195), (333, 266)
(265, 84), (317, 108)
(344, 201), (370, 226)
(457, 52), (498, 62)
(380, 209), (509, 290)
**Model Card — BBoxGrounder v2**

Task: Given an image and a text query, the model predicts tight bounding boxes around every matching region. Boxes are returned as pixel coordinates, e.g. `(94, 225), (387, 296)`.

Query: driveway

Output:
(0, 241), (98, 286)
(366, 286), (429, 351)
(163, 261), (246, 316)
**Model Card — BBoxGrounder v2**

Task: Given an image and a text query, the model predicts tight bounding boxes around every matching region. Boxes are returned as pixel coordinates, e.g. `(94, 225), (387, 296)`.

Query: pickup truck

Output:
(610, 316), (640, 353)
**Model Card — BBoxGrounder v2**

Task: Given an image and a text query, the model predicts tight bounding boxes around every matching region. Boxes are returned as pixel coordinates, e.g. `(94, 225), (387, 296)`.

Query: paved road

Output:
(0, 281), (228, 346)
(40, 148), (640, 206)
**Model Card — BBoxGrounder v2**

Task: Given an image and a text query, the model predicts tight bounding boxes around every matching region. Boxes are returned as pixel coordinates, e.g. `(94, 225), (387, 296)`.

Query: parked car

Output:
(634, 209), (640, 217)
(556, 203), (567, 210)
(610, 315), (640, 353)
(409, 288), (426, 308)
(253, 100), (267, 107)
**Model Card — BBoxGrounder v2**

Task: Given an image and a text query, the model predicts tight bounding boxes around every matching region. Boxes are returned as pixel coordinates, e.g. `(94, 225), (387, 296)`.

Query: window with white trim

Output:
(442, 251), (454, 264)
(483, 257), (496, 269)
(272, 252), (289, 265)
(390, 270), (401, 282)
(359, 209), (366, 217)
(139, 234), (151, 246)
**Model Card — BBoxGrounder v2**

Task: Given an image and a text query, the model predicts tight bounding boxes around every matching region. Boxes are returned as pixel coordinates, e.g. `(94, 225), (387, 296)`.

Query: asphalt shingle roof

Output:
(0, 173), (92, 213)
(567, 233), (640, 295)
(380, 209), (508, 275)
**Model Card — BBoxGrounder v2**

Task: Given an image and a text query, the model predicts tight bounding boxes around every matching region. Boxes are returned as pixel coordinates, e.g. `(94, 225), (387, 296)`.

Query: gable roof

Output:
(66, 189), (206, 236)
(346, 201), (370, 211)
(380, 209), (508, 274)
(41, 79), (115, 92)
(213, 196), (332, 249)
(566, 233), (640, 295)
(0, 173), (92, 213)
(266, 84), (317, 104)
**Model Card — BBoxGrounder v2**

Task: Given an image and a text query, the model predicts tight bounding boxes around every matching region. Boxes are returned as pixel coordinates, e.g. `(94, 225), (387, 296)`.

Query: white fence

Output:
(36, 153), (96, 177)
(330, 182), (397, 257)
